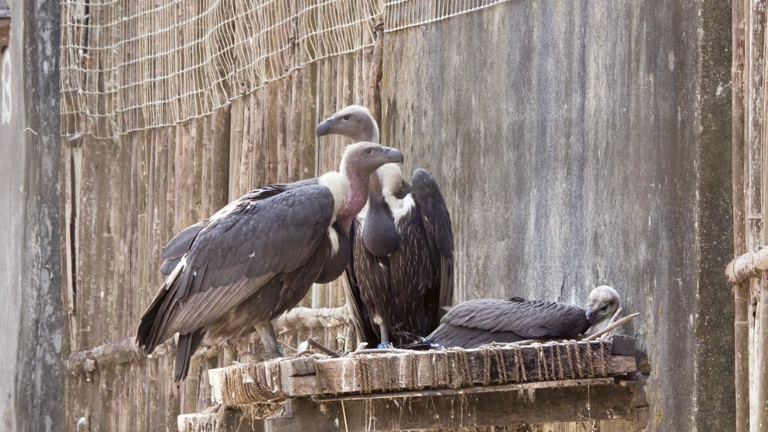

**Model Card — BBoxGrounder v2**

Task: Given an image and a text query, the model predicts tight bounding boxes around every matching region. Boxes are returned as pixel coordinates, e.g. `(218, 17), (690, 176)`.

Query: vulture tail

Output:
(136, 256), (186, 354)
(174, 329), (206, 381)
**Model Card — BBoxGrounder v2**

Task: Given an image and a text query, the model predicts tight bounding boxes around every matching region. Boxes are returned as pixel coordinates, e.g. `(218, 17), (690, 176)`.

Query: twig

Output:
(584, 313), (640, 341)
(341, 400), (349, 432)
(306, 338), (341, 358)
(605, 307), (624, 327)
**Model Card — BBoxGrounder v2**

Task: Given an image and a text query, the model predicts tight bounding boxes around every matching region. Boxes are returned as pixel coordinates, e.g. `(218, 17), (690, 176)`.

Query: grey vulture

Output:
(136, 142), (404, 380)
(423, 286), (621, 348)
(316, 105), (454, 347)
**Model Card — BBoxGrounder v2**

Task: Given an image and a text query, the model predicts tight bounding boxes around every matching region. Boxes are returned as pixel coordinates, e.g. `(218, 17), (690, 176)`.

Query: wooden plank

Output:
(210, 339), (637, 405)
(178, 410), (265, 432)
(264, 380), (640, 432)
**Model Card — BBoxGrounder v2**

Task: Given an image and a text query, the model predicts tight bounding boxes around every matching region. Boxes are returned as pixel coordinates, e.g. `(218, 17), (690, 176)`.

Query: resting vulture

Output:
(316, 105), (453, 347)
(424, 286), (621, 349)
(136, 142), (404, 380)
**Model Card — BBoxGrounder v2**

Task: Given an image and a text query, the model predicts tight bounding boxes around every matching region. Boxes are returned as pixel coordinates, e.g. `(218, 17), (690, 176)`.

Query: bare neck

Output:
(355, 120), (379, 143)
(337, 166), (369, 229)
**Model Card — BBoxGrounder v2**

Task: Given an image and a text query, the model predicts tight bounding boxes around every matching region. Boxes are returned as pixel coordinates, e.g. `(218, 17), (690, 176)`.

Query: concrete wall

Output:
(381, 1), (733, 430)
(0, 0), (64, 430)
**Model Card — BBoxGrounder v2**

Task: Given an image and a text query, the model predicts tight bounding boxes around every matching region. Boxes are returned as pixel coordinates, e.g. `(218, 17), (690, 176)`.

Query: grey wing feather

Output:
(141, 184), (334, 347)
(440, 298), (589, 340)
(160, 221), (205, 275)
(341, 217), (379, 345)
(411, 169), (454, 313)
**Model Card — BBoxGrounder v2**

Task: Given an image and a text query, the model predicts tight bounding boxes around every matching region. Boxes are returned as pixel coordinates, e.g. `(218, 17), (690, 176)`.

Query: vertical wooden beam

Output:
(747, 0), (765, 429)
(733, 0), (749, 428)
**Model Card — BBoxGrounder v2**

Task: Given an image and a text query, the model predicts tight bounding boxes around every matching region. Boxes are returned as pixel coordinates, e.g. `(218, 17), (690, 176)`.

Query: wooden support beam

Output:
(725, 246), (768, 283)
(65, 306), (348, 372)
(178, 410), (265, 432)
(264, 379), (642, 432)
(0, 16), (9, 50)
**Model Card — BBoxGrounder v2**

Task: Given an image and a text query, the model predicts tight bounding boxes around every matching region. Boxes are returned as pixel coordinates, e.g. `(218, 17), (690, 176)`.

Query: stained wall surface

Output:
(0, 0), (65, 430)
(381, 1), (733, 430)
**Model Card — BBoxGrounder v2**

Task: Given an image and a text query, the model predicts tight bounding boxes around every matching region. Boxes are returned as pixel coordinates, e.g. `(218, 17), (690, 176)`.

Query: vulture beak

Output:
(382, 146), (404, 163)
(585, 309), (597, 323)
(316, 117), (335, 136)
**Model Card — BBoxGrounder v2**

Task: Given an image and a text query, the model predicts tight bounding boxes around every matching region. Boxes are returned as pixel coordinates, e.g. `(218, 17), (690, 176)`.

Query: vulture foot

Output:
(376, 342), (394, 349)
(255, 323), (283, 360)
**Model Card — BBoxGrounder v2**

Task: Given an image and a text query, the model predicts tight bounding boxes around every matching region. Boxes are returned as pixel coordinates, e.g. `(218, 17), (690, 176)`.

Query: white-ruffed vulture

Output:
(316, 106), (454, 347)
(421, 286), (621, 348)
(136, 142), (404, 380)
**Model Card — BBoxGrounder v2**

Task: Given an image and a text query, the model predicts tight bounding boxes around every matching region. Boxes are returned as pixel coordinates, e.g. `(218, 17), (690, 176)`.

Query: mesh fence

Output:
(60, 0), (512, 138)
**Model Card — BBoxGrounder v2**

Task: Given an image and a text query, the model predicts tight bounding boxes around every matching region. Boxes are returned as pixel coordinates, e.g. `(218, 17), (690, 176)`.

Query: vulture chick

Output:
(316, 105), (454, 347)
(137, 142), (404, 380)
(425, 286), (621, 349)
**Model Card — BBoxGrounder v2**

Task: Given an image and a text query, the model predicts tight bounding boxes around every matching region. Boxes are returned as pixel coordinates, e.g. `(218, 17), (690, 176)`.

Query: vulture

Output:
(421, 286), (621, 349)
(136, 142), (404, 380)
(316, 105), (453, 347)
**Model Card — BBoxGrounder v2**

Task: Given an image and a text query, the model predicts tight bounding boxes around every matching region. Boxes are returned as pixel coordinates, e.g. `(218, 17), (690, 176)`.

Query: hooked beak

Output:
(585, 309), (597, 323)
(316, 117), (335, 136)
(382, 146), (404, 164)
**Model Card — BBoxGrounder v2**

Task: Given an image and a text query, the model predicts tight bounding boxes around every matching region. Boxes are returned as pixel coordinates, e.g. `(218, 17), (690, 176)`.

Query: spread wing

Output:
(439, 298), (590, 340)
(411, 169), (454, 314)
(138, 182), (334, 351)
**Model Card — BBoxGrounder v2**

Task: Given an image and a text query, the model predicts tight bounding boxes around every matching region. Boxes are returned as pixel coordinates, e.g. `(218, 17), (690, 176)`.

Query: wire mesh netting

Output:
(60, 0), (512, 138)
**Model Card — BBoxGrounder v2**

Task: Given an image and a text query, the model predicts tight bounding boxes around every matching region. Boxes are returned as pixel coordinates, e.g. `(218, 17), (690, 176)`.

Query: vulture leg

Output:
(375, 316), (392, 348)
(256, 323), (282, 359)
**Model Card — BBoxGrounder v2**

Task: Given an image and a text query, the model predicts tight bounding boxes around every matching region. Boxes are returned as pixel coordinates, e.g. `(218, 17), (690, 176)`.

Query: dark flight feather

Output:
(426, 298), (592, 349)
(137, 182), (335, 378)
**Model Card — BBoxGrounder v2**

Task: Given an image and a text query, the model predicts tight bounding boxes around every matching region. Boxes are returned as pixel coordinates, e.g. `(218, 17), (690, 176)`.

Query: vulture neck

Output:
(337, 165), (370, 233)
(355, 119), (379, 143)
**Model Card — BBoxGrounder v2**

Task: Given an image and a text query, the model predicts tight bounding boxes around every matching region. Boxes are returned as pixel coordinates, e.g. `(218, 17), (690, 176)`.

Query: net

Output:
(60, 0), (512, 138)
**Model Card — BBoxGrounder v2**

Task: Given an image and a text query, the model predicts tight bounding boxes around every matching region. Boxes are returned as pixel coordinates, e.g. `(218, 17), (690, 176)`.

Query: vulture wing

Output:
(341, 218), (379, 346)
(138, 182), (334, 351)
(411, 169), (454, 314)
(440, 298), (590, 340)
(158, 179), (319, 275)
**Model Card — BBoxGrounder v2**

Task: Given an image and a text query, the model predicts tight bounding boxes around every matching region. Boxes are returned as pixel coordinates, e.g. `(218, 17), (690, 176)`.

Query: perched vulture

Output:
(136, 142), (404, 380)
(316, 105), (454, 347)
(423, 286), (621, 349)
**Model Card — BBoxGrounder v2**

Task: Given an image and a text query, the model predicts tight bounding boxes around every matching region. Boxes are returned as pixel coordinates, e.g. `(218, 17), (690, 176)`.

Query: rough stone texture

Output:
(0, 0), (64, 430)
(381, 1), (733, 431)
(0, 4), (25, 429)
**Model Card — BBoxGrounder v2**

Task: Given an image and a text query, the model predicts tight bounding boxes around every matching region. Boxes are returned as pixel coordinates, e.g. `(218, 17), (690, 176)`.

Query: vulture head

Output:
(316, 105), (380, 143)
(333, 141), (404, 227)
(341, 141), (403, 174)
(584, 285), (620, 325)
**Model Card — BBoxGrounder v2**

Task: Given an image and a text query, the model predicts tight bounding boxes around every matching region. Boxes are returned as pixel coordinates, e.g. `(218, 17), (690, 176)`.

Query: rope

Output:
(407, 351), (419, 390)
(356, 356), (373, 394)
(221, 360), (285, 405)
(512, 345), (527, 382)
(445, 347), (473, 389)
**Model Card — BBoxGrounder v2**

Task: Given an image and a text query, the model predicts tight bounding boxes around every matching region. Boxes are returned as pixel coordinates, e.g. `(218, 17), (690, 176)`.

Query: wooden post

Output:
(748, 0), (766, 428)
(733, 0), (749, 428)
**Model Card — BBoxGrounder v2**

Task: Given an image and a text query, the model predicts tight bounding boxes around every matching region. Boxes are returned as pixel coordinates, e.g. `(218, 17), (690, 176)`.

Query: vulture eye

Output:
(343, 115), (351, 121)
(364, 148), (374, 155)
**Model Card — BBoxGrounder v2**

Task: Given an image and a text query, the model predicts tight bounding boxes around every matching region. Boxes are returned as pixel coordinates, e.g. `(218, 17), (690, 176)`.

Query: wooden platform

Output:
(179, 336), (645, 431)
(180, 377), (647, 432)
(207, 336), (637, 406)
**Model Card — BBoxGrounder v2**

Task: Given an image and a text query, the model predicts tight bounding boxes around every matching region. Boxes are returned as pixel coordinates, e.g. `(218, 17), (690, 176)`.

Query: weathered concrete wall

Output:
(0, 0), (64, 430)
(381, 1), (732, 430)
(0, 3), (26, 429)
